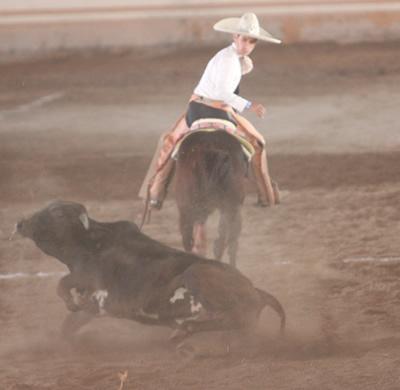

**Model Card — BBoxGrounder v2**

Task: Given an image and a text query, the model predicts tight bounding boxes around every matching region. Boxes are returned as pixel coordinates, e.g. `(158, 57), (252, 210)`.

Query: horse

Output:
(174, 130), (249, 267)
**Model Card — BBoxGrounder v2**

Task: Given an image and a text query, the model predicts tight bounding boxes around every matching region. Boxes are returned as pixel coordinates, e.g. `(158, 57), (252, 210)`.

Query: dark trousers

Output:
(185, 101), (237, 128)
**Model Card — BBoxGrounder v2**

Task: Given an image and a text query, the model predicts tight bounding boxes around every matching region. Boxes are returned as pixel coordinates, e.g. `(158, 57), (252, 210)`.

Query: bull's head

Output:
(16, 200), (91, 264)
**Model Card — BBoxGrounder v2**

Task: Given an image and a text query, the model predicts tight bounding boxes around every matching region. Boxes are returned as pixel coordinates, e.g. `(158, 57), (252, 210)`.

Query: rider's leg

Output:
(251, 145), (279, 206)
(234, 126), (278, 206)
(147, 116), (189, 208)
(231, 113), (279, 207)
(149, 158), (175, 208)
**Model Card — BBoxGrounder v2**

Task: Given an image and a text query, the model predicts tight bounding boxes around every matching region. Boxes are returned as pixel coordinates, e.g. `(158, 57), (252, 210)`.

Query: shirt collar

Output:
(231, 42), (241, 58)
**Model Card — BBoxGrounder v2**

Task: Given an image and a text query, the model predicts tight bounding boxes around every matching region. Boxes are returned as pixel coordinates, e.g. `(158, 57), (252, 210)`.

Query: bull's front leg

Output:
(57, 273), (87, 312)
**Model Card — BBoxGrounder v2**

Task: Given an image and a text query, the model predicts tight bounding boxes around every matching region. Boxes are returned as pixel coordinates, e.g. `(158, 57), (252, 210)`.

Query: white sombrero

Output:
(213, 12), (282, 44)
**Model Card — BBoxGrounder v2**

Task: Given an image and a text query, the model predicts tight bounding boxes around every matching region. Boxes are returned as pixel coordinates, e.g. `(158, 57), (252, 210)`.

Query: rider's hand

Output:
(249, 102), (266, 118)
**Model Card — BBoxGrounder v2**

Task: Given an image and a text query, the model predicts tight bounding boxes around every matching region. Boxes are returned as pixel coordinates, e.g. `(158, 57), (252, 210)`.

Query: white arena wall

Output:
(1, 0), (400, 56)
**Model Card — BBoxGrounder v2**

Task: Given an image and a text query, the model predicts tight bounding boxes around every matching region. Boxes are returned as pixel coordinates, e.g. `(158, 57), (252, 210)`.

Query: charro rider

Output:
(140, 12), (282, 209)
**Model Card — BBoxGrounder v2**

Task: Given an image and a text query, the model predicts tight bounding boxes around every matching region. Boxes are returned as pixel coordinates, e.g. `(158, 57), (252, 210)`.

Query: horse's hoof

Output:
(254, 200), (269, 208)
(272, 181), (281, 205)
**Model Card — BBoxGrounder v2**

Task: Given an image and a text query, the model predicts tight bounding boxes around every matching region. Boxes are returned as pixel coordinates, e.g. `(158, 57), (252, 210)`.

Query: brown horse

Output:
(174, 130), (248, 267)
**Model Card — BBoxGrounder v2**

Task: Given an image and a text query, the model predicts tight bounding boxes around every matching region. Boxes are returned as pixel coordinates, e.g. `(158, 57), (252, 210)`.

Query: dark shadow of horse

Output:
(174, 130), (248, 267)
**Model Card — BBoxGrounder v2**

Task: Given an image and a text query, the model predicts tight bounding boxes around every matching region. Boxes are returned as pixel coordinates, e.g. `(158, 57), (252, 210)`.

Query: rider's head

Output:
(233, 34), (258, 56)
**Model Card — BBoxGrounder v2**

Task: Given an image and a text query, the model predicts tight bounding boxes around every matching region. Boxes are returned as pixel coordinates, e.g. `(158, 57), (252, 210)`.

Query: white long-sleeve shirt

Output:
(193, 43), (251, 113)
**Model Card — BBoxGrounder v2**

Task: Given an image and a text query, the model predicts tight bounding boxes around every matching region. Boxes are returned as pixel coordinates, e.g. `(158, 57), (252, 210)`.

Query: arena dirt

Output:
(1, 42), (400, 389)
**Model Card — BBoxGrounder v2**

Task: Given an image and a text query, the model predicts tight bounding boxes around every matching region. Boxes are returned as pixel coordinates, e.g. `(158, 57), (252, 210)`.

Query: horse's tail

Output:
(204, 149), (233, 190)
(256, 288), (286, 334)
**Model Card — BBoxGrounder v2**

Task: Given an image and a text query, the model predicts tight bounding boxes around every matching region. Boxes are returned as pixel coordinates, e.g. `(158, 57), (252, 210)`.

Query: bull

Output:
(16, 200), (285, 350)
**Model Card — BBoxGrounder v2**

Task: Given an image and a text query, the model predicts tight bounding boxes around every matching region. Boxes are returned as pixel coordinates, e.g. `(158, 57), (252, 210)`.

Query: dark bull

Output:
(16, 200), (285, 347)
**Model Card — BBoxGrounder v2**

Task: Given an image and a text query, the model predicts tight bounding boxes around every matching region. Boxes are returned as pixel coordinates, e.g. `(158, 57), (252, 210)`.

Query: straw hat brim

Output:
(213, 17), (282, 44)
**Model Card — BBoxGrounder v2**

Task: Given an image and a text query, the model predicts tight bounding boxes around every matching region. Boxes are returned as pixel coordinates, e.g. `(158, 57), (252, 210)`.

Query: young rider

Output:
(141, 12), (282, 209)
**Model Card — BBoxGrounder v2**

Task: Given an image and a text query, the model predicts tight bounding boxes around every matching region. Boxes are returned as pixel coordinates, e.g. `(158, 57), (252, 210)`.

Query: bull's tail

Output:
(256, 288), (286, 334)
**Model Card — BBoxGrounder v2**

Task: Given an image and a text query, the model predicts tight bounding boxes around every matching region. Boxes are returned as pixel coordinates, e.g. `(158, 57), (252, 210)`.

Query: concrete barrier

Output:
(0, 1), (400, 56)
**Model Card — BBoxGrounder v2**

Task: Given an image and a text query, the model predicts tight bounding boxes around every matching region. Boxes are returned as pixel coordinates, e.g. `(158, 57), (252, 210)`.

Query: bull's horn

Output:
(79, 213), (90, 230)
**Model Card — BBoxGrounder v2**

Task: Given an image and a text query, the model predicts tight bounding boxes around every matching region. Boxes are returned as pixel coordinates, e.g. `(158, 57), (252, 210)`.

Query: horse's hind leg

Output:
(227, 209), (242, 268)
(214, 208), (241, 266)
(193, 222), (207, 257)
(179, 212), (194, 252)
(213, 213), (228, 261)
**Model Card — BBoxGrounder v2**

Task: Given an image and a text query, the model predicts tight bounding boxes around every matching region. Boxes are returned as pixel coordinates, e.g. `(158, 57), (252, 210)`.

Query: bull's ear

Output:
(79, 213), (90, 230)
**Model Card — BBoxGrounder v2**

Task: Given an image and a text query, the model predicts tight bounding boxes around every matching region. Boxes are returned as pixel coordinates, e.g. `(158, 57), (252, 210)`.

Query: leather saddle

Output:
(171, 118), (255, 161)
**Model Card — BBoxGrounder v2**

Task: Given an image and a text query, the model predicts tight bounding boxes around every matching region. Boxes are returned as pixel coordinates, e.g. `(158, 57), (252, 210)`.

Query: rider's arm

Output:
(212, 54), (251, 113)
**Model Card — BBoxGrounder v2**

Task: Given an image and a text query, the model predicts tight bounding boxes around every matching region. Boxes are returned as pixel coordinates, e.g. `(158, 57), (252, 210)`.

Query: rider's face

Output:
(233, 34), (258, 56)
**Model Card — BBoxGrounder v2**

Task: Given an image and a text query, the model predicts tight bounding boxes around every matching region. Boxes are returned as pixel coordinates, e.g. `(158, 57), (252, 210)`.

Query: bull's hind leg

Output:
(174, 312), (244, 358)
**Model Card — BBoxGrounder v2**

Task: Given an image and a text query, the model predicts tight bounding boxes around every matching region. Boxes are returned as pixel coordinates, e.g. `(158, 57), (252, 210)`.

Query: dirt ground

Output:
(1, 41), (400, 389)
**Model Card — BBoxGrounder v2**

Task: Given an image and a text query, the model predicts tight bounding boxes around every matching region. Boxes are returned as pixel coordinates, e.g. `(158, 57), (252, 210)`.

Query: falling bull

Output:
(15, 200), (286, 350)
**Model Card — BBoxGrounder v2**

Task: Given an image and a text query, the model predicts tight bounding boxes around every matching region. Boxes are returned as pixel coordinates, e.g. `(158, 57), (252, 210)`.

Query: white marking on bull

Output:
(170, 287), (187, 303)
(190, 296), (202, 314)
(70, 288), (85, 306)
(79, 213), (90, 230)
(92, 289), (108, 315)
